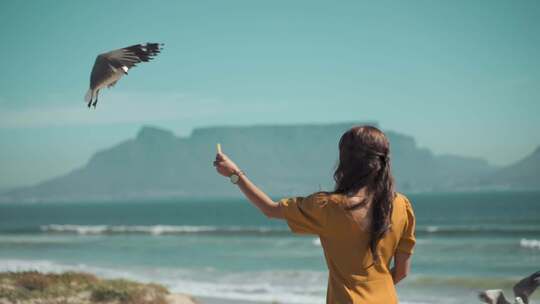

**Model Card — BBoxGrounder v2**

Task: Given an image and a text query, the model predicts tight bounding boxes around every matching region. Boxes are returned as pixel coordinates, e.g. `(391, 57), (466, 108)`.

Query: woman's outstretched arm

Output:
(213, 152), (284, 219)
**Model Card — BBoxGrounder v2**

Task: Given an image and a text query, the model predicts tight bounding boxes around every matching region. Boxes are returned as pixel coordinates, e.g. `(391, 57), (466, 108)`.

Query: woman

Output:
(213, 125), (416, 304)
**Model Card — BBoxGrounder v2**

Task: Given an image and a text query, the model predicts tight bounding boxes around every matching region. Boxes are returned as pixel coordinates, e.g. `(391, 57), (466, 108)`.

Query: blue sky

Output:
(1, 0), (539, 189)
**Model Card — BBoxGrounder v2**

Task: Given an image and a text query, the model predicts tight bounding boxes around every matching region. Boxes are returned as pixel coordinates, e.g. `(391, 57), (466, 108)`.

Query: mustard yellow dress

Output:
(279, 192), (416, 304)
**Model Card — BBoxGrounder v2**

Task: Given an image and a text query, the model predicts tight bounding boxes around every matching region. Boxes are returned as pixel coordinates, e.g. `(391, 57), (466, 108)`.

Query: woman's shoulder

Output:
(393, 192), (414, 212)
(394, 192), (410, 202)
(306, 191), (347, 205)
(304, 191), (413, 209)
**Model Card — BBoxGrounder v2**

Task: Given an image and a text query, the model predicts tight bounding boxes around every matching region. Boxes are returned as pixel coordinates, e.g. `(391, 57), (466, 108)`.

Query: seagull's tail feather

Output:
(84, 89), (93, 103)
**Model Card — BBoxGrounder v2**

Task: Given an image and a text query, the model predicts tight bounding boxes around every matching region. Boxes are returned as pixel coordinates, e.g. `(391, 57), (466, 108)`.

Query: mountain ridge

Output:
(2, 122), (537, 202)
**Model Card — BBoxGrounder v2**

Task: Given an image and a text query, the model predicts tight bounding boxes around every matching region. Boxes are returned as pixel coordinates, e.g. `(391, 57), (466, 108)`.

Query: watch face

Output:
(230, 174), (240, 184)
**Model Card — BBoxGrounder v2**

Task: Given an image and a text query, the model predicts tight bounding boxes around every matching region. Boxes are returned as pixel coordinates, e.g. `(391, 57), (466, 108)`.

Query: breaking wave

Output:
(39, 224), (289, 236)
(520, 238), (540, 250)
(32, 224), (540, 236)
(0, 224), (525, 238)
(416, 225), (540, 235)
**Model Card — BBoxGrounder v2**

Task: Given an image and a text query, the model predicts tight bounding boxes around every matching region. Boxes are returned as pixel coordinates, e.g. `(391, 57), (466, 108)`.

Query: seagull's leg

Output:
(93, 90), (99, 108)
(87, 90), (94, 108)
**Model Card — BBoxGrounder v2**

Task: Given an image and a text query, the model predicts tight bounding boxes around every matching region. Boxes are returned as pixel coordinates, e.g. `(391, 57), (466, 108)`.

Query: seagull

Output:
(479, 271), (540, 304)
(85, 43), (164, 108)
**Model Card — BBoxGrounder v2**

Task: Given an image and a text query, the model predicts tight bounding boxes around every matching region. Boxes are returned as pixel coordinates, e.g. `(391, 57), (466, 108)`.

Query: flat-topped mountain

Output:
(2, 123), (537, 202)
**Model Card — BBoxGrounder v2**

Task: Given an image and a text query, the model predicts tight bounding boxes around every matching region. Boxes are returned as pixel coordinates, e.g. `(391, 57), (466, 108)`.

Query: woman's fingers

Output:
(216, 152), (226, 161)
(213, 152), (238, 177)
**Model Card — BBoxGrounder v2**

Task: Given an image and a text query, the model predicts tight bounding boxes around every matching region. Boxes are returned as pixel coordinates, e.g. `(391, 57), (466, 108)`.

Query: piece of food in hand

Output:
(217, 143), (222, 154)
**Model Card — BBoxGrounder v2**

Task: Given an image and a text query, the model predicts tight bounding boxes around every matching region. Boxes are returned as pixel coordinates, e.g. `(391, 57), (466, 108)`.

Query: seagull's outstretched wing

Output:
(513, 270), (540, 304)
(90, 43), (163, 89)
(478, 289), (511, 304)
(101, 43), (163, 70)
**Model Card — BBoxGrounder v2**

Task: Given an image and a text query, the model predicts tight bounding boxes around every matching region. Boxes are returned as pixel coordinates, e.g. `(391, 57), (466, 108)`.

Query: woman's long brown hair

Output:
(333, 125), (395, 263)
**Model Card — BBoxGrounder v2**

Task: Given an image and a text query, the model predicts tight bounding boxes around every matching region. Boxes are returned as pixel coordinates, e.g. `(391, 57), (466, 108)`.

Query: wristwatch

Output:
(229, 170), (245, 184)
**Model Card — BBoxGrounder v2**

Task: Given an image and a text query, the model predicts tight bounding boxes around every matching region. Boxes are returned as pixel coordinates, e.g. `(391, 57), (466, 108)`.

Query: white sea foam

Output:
(168, 277), (325, 304)
(426, 226), (439, 233)
(0, 259), (134, 279)
(417, 225), (540, 235)
(520, 238), (540, 250)
(41, 224), (109, 234)
(36, 224), (540, 236)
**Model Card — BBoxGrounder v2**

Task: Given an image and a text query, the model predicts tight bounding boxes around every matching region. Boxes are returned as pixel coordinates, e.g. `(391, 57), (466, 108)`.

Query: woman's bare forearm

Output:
(236, 174), (283, 219)
(213, 151), (283, 219)
(390, 267), (404, 284)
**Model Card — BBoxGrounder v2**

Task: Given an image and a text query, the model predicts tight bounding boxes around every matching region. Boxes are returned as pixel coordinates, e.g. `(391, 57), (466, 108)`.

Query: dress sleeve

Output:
(396, 196), (416, 254)
(278, 193), (329, 235)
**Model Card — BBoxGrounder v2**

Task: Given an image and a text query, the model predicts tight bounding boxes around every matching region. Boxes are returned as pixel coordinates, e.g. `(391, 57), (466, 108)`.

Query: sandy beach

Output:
(167, 294), (199, 304)
(170, 294), (264, 304)
(195, 297), (266, 304)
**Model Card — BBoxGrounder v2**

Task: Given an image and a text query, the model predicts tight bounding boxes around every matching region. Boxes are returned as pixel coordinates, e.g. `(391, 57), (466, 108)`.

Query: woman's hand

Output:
(212, 150), (283, 219)
(213, 152), (241, 177)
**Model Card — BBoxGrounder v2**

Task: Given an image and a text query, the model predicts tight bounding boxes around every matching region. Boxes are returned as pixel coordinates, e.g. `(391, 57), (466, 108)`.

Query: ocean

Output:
(1, 191), (539, 303)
